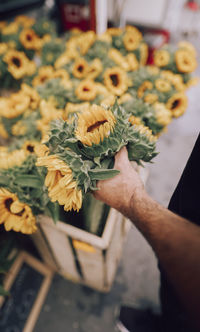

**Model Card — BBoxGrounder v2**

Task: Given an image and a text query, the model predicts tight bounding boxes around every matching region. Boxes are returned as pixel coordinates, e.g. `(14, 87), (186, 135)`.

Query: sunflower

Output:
(14, 15), (35, 28)
(4, 50), (29, 80)
(139, 43), (149, 65)
(32, 66), (54, 86)
(54, 52), (70, 69)
(52, 69), (70, 83)
(20, 28), (41, 50)
(0, 43), (8, 55)
(104, 67), (128, 96)
(178, 41), (196, 57)
(2, 22), (19, 35)
(36, 154), (82, 212)
(75, 104), (116, 146)
(108, 48), (129, 71)
(87, 58), (103, 80)
(144, 93), (158, 104)
(0, 121), (8, 139)
(0, 188), (36, 234)
(11, 121), (27, 136)
(22, 140), (40, 154)
(106, 27), (122, 36)
(123, 31), (142, 51)
(0, 149), (27, 169)
(21, 83), (40, 110)
(129, 117), (156, 142)
(166, 93), (188, 118)
(154, 49), (170, 67)
(161, 71), (185, 92)
(72, 58), (89, 79)
(155, 78), (171, 92)
(154, 102), (172, 126)
(75, 80), (97, 101)
(78, 31), (96, 55)
(175, 49), (197, 73)
(0, 92), (30, 118)
(137, 81), (153, 98)
(126, 53), (139, 71)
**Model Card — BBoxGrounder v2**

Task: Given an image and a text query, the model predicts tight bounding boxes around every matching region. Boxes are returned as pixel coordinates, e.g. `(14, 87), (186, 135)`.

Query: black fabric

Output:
(160, 133), (200, 332)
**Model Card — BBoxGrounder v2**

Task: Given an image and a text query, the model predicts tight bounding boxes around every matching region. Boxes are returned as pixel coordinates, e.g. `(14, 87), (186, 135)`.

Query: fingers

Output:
(114, 146), (129, 169)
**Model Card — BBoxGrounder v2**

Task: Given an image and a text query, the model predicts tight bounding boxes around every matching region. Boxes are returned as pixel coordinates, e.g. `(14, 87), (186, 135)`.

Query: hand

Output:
(93, 147), (146, 217)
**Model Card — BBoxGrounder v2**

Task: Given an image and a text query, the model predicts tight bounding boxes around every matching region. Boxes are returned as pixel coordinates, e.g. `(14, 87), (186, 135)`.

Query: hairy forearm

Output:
(127, 188), (200, 329)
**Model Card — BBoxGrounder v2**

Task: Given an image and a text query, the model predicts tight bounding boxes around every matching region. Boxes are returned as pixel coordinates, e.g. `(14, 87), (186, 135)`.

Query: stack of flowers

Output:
(0, 15), (198, 236)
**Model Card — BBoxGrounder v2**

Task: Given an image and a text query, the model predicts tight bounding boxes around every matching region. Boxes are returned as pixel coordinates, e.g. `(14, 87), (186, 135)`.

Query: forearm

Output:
(128, 188), (200, 329)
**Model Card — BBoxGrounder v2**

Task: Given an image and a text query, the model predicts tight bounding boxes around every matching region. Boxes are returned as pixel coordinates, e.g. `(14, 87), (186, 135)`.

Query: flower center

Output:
(78, 65), (84, 73)
(171, 100), (180, 109)
(27, 145), (34, 153)
(110, 74), (119, 87)
(5, 198), (13, 211)
(87, 120), (107, 132)
(27, 34), (32, 41)
(12, 57), (21, 68)
(83, 87), (90, 92)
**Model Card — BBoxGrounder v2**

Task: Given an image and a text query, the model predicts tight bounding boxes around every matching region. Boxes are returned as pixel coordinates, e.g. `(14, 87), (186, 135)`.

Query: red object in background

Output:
(185, 1), (199, 11)
(58, 0), (96, 32)
(144, 29), (170, 65)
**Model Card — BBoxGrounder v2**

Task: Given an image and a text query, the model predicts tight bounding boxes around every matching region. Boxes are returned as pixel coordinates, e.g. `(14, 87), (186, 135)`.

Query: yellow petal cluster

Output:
(166, 92), (188, 118)
(0, 188), (36, 234)
(154, 49), (170, 67)
(36, 155), (82, 212)
(137, 81), (153, 98)
(4, 50), (36, 79)
(75, 104), (116, 146)
(104, 67), (128, 96)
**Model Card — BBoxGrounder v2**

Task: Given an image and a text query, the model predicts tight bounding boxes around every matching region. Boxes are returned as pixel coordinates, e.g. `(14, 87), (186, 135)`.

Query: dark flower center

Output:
(12, 57), (21, 68)
(27, 145), (34, 153)
(78, 65), (84, 73)
(87, 120), (107, 132)
(83, 87), (90, 92)
(171, 99), (180, 109)
(110, 74), (119, 87)
(5, 198), (13, 211)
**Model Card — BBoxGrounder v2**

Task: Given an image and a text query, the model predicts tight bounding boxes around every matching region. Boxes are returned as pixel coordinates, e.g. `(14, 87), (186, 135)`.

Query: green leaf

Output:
(0, 176), (9, 186)
(14, 175), (42, 188)
(88, 169), (120, 180)
(46, 201), (60, 223)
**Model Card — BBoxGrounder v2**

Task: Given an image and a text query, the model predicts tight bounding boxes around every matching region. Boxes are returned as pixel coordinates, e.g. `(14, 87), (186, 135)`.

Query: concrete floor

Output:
(34, 78), (200, 332)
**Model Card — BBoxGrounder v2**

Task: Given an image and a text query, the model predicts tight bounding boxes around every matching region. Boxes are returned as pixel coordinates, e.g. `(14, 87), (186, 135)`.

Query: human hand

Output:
(93, 147), (146, 217)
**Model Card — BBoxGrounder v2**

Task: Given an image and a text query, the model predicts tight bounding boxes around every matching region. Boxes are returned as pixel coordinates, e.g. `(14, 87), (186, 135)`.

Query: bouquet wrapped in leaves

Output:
(36, 102), (157, 212)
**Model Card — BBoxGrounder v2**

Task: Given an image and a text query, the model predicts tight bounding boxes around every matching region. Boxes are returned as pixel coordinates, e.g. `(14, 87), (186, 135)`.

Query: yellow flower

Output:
(72, 58), (89, 79)
(54, 52), (70, 69)
(123, 30), (142, 51)
(37, 100), (65, 137)
(0, 92), (30, 118)
(0, 188), (36, 234)
(108, 48), (129, 71)
(155, 78), (171, 92)
(0, 121), (8, 139)
(2, 22), (19, 35)
(139, 43), (149, 65)
(52, 69), (70, 84)
(106, 27), (122, 36)
(154, 49), (170, 67)
(87, 58), (103, 80)
(36, 155), (82, 212)
(104, 67), (128, 96)
(75, 104), (116, 146)
(129, 117), (156, 142)
(137, 81), (153, 98)
(126, 53), (139, 71)
(161, 71), (186, 92)
(65, 102), (90, 117)
(144, 93), (158, 104)
(147, 66), (160, 75)
(4, 50), (29, 80)
(12, 121), (27, 136)
(118, 93), (132, 104)
(175, 49), (197, 73)
(75, 80), (97, 101)
(154, 102), (172, 126)
(125, 25), (143, 37)
(0, 43), (8, 55)
(20, 29), (41, 50)
(78, 31), (96, 55)
(97, 32), (112, 43)
(166, 93), (188, 118)
(0, 149), (27, 169)
(32, 66), (54, 86)
(178, 41), (196, 57)
(21, 83), (40, 110)
(15, 15), (35, 28)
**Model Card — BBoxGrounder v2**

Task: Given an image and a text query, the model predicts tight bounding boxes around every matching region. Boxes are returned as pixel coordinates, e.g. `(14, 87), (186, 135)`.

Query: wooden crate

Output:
(31, 166), (148, 292)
